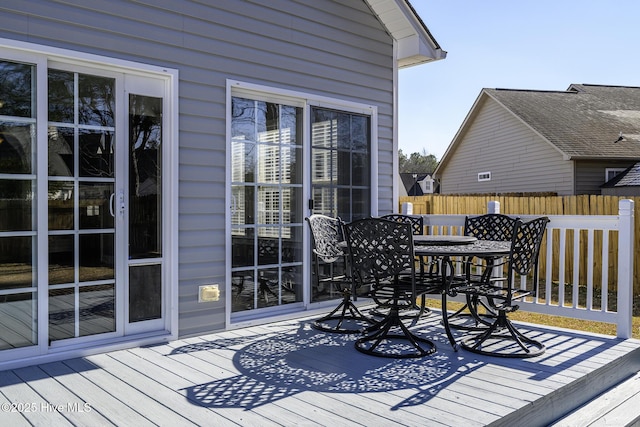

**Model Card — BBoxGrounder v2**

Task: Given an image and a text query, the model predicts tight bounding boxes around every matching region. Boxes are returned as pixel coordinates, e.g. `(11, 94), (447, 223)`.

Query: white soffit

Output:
(365, 0), (446, 68)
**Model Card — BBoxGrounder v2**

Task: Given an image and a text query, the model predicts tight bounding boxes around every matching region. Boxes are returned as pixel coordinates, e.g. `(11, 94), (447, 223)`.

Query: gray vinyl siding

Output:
(440, 98), (574, 195)
(575, 160), (637, 195)
(0, 0), (394, 337)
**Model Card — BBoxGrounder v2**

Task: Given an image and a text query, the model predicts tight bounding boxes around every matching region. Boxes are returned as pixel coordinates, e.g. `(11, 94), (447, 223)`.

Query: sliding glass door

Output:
(230, 96), (305, 314)
(0, 52), (169, 357)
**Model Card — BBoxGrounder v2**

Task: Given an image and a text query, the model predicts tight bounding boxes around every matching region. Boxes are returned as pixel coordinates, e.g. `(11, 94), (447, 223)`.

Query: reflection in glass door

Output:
(0, 59), (38, 350)
(47, 69), (117, 342)
(309, 107), (371, 303)
(0, 53), (169, 357)
(230, 96), (304, 314)
(126, 92), (163, 332)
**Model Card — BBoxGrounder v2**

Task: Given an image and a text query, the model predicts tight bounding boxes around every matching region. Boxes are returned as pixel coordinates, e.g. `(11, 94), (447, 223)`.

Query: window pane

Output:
(0, 236), (33, 290)
(79, 129), (114, 178)
(312, 186), (336, 217)
(0, 122), (34, 174)
(129, 94), (162, 259)
(352, 152), (370, 186)
(257, 267), (279, 308)
(79, 284), (115, 336)
(350, 115), (369, 151)
(281, 226), (302, 263)
(280, 146), (302, 184)
(49, 287), (75, 341)
(337, 150), (351, 185)
(0, 179), (33, 231)
(0, 60), (33, 118)
(79, 233), (114, 282)
(231, 97), (258, 143)
(0, 292), (37, 350)
(48, 69), (74, 123)
(231, 185), (255, 225)
(49, 235), (74, 285)
(311, 109), (335, 148)
(281, 105), (302, 145)
(48, 126), (74, 176)
(258, 230), (279, 265)
(80, 182), (114, 230)
(282, 265), (303, 304)
(232, 227), (254, 268)
(352, 188), (370, 220)
(258, 186), (279, 225)
(258, 145), (280, 184)
(48, 181), (74, 230)
(337, 188), (352, 221)
(231, 141), (256, 183)
(129, 265), (161, 322)
(282, 187), (303, 224)
(78, 74), (115, 127)
(337, 113), (352, 150)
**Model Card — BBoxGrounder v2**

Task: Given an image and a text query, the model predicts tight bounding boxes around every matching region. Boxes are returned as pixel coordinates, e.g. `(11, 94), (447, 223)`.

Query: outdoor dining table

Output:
(412, 237), (512, 350)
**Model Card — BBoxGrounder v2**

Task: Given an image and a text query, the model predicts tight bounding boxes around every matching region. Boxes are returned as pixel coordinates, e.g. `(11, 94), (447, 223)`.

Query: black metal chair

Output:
(377, 214), (431, 316)
(458, 216), (550, 358)
(344, 217), (437, 358)
(306, 214), (373, 333)
(447, 213), (520, 330)
(381, 214), (424, 235)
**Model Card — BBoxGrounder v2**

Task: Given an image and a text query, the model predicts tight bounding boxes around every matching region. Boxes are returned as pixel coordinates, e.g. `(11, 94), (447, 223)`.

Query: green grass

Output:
(424, 298), (640, 340)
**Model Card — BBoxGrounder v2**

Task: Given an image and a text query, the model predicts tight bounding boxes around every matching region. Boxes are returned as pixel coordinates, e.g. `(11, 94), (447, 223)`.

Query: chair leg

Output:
(354, 304), (437, 358)
(312, 288), (374, 333)
(459, 310), (545, 358)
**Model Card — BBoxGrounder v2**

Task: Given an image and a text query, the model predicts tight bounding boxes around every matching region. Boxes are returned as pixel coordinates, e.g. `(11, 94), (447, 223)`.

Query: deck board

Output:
(0, 309), (639, 426)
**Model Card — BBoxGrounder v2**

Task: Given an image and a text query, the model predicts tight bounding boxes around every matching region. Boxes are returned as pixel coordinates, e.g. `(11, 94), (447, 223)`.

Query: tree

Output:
(398, 148), (438, 173)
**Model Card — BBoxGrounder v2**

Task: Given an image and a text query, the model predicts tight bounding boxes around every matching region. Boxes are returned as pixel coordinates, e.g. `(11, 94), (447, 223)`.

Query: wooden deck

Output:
(1, 309), (639, 426)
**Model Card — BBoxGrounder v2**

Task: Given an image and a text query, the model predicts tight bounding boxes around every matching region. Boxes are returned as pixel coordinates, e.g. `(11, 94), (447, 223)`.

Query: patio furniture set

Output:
(306, 212), (550, 359)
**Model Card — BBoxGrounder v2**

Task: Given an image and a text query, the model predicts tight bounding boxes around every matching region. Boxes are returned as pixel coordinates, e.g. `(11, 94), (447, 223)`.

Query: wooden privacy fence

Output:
(400, 194), (640, 295)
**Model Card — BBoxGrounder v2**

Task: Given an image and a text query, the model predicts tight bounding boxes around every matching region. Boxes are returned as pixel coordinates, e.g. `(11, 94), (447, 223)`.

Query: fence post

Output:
(401, 202), (413, 215)
(488, 200), (500, 214)
(617, 199), (634, 338)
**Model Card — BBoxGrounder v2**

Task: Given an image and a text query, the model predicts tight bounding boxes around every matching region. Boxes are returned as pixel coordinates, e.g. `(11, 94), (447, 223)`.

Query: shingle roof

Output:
(601, 162), (640, 187)
(485, 84), (640, 159)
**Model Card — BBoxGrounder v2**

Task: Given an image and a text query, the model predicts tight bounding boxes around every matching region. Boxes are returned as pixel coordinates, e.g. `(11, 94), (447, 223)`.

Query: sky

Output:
(399, 0), (640, 160)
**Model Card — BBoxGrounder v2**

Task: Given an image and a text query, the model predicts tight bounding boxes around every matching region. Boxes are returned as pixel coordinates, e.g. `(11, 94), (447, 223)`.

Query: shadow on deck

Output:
(172, 310), (640, 426)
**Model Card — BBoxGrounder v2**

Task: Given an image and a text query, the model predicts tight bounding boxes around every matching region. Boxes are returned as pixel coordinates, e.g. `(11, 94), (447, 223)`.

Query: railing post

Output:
(401, 202), (413, 215)
(488, 201), (500, 214)
(617, 199), (634, 338)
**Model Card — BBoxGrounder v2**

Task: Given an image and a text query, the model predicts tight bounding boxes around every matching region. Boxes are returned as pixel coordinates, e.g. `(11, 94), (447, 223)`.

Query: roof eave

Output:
(365, 0), (447, 68)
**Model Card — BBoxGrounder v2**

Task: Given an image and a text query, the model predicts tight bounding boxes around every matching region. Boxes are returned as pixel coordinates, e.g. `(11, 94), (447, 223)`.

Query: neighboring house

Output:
(400, 172), (437, 196)
(435, 84), (640, 195)
(0, 1), (445, 368)
(601, 162), (640, 196)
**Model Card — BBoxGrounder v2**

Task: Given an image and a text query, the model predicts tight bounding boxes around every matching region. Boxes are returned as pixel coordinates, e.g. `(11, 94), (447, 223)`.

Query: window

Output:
(605, 168), (626, 182)
(478, 171), (491, 182)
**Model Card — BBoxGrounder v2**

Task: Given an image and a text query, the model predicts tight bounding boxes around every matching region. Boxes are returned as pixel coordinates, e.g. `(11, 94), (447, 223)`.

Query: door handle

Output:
(109, 193), (116, 217)
(109, 192), (125, 217)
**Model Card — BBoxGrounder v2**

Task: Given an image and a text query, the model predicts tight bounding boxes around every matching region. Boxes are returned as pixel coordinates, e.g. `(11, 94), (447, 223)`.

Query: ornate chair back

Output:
(381, 214), (424, 235)
(508, 216), (550, 285)
(306, 214), (345, 264)
(344, 217), (415, 288)
(464, 213), (518, 241)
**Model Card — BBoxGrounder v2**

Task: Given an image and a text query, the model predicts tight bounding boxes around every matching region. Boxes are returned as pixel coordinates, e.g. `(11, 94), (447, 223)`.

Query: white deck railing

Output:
(416, 199), (635, 339)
